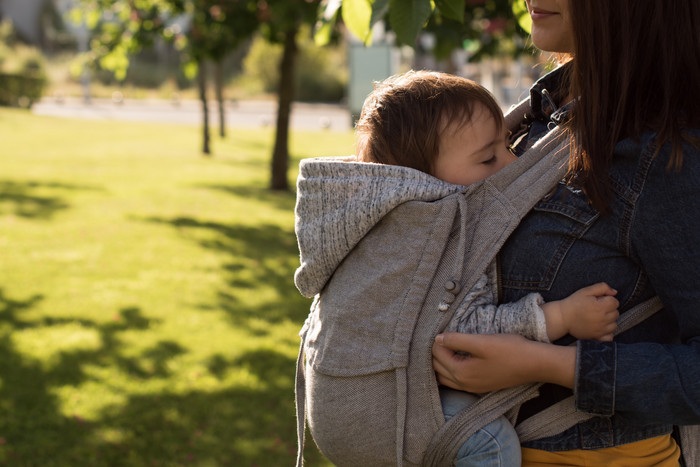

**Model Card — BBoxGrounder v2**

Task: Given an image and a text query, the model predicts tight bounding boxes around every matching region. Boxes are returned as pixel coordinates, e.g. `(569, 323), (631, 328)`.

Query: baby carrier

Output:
(293, 98), (696, 466)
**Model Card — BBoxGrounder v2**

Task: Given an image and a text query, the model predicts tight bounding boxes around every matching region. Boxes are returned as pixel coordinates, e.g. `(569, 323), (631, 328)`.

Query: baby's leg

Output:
(440, 387), (521, 467)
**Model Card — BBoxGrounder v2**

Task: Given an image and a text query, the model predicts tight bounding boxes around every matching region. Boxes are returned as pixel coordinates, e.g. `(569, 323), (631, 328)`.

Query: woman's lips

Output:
(529, 8), (558, 20)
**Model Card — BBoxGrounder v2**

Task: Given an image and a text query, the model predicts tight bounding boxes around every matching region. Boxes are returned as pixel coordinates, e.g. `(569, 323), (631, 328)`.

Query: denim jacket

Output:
(500, 66), (700, 451)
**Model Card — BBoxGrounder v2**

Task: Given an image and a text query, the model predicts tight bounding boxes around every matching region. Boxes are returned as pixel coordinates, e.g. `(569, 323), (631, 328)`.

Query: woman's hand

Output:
(432, 333), (576, 393)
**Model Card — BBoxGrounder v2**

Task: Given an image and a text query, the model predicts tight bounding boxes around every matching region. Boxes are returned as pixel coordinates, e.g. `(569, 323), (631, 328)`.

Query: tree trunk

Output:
(270, 26), (298, 191)
(198, 59), (211, 155)
(214, 60), (226, 138)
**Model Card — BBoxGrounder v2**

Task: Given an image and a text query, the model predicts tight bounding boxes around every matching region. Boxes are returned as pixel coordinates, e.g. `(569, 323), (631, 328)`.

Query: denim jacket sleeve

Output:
(575, 130), (700, 425)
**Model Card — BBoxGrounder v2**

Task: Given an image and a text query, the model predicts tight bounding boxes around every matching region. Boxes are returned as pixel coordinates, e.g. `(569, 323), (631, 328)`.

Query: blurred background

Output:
(0, 0), (549, 465)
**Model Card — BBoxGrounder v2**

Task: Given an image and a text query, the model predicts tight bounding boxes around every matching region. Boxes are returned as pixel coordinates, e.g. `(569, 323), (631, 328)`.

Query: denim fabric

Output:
(499, 66), (700, 451)
(440, 388), (522, 466)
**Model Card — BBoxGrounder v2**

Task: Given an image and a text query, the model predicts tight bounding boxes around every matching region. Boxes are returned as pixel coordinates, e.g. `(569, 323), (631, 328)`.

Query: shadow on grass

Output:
(0, 285), (322, 464)
(136, 195), (332, 464)
(131, 215), (330, 463)
(146, 215), (312, 334)
(0, 223), (326, 463)
(79, 348), (311, 466)
(0, 180), (99, 219)
(0, 289), (208, 464)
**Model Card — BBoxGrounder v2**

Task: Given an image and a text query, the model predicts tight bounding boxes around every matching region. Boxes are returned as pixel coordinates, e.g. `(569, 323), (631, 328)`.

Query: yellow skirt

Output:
(521, 434), (680, 467)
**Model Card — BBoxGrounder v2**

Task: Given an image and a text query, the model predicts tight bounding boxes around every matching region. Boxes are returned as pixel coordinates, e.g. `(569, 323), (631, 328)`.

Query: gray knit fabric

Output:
(445, 273), (549, 342)
(294, 157), (549, 342)
(294, 156), (460, 298)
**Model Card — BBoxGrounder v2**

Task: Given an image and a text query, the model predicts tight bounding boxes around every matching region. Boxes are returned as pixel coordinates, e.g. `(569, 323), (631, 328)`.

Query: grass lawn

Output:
(0, 107), (354, 466)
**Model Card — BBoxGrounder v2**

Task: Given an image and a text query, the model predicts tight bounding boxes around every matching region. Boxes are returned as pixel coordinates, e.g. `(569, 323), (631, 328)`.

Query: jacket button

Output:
(445, 280), (461, 294)
(442, 292), (456, 304)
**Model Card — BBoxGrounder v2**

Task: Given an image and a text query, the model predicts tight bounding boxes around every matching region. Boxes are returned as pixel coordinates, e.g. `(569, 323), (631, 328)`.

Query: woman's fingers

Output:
(431, 356), (455, 387)
(432, 339), (472, 390)
(435, 332), (481, 354)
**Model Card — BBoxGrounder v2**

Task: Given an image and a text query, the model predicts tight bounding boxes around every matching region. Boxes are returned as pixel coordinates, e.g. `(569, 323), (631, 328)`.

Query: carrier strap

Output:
(424, 296), (664, 465)
(395, 368), (408, 467)
(516, 295), (664, 442)
(423, 382), (541, 466)
(295, 321), (309, 467)
(679, 425), (700, 467)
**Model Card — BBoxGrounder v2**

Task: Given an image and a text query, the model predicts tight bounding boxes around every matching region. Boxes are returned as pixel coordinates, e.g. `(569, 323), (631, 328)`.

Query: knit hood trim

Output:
(294, 156), (464, 297)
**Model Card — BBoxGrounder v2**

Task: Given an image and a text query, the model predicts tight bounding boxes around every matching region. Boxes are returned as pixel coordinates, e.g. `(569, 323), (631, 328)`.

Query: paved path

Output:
(32, 96), (353, 132)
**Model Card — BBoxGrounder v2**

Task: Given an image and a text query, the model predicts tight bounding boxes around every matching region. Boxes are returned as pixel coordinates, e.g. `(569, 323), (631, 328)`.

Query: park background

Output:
(0, 0), (544, 465)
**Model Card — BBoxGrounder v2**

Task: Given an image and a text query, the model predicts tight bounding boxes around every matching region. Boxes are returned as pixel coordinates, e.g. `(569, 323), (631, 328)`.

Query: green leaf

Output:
(183, 60), (198, 80)
(369, 0), (390, 28)
(314, 20), (333, 46)
(85, 8), (102, 29)
(314, 0), (341, 46)
(342, 0), (373, 44)
(434, 0), (464, 22)
(67, 8), (84, 27)
(99, 44), (130, 81)
(69, 53), (89, 78)
(511, 0), (531, 33)
(388, 0), (434, 46)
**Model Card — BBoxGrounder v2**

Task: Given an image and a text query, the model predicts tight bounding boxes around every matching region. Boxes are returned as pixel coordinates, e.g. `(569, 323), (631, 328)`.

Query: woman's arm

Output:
(574, 137), (700, 424)
(432, 332), (576, 393)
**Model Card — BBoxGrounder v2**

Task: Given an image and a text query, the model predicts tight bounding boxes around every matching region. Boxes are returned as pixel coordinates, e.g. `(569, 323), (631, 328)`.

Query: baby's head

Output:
(355, 70), (516, 186)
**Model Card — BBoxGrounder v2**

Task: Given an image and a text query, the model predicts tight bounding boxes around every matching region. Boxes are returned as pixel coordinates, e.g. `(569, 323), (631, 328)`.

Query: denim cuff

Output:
(575, 340), (616, 416)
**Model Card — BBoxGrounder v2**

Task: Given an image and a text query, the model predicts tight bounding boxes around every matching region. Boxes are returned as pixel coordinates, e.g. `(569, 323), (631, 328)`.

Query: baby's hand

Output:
(560, 282), (619, 341)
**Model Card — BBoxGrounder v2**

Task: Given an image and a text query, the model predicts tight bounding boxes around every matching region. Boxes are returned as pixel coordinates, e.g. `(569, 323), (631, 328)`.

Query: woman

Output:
(433, 0), (700, 464)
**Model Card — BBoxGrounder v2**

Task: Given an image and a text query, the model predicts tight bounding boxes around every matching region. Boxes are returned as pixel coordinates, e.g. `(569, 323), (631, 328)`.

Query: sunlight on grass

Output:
(0, 107), (353, 465)
(12, 324), (102, 364)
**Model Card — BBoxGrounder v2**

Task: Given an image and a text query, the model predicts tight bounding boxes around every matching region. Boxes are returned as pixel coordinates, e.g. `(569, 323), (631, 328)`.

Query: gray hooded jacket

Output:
(294, 156), (549, 342)
(293, 103), (575, 467)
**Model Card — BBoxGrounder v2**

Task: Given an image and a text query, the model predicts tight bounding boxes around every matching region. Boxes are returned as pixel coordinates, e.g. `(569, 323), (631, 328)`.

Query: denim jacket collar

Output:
(529, 63), (573, 126)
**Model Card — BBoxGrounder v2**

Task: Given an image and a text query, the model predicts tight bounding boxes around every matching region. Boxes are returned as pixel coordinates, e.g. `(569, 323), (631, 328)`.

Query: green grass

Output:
(0, 107), (354, 466)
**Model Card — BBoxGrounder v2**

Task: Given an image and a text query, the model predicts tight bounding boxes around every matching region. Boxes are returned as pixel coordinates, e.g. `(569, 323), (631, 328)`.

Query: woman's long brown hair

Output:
(566, 0), (700, 212)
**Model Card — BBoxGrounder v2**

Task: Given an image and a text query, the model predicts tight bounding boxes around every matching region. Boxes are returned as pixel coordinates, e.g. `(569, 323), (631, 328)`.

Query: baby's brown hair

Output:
(355, 70), (504, 175)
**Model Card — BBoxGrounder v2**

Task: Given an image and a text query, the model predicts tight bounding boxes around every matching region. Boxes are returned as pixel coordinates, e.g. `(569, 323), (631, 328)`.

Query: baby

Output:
(353, 70), (619, 465)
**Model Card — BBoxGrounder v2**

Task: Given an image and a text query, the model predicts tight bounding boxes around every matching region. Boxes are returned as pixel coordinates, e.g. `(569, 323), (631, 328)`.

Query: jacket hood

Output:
(294, 156), (463, 297)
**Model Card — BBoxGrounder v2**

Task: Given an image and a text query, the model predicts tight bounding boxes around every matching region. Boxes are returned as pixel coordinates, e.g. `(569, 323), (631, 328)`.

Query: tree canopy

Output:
(72, 0), (534, 189)
(318, 0), (532, 60)
(71, 0), (258, 80)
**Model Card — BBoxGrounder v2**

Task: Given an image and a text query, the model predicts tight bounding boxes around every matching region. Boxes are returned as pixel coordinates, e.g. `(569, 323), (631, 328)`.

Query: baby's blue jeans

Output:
(440, 387), (522, 467)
